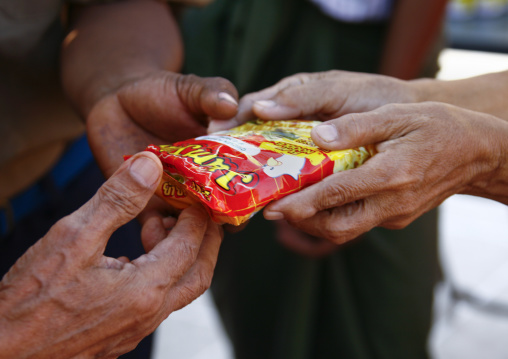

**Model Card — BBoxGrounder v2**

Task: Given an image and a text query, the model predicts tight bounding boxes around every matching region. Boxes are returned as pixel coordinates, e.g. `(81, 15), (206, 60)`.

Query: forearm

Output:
(411, 71), (508, 122)
(61, 0), (183, 118)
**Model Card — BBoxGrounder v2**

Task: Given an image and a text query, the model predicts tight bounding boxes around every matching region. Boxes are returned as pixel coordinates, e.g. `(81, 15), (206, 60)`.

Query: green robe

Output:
(180, 1), (441, 358)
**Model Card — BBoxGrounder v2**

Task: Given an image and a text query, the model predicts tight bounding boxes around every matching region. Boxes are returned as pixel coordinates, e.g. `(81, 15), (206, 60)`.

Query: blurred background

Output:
(153, 1), (508, 358)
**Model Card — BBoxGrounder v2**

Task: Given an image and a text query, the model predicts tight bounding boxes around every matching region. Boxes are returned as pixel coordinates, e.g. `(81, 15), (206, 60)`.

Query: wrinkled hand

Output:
(207, 70), (417, 132)
(86, 71), (237, 249)
(275, 220), (339, 258)
(263, 102), (505, 244)
(0, 152), (222, 359)
(87, 71), (238, 176)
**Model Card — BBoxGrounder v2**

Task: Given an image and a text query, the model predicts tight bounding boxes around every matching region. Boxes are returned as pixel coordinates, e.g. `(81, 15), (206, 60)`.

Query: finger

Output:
(87, 95), (161, 178)
(251, 81), (348, 121)
(263, 157), (390, 222)
(223, 220), (249, 234)
(64, 151), (162, 250)
(277, 233), (339, 258)
(209, 73), (319, 132)
(117, 256), (130, 263)
(177, 75), (238, 120)
(141, 216), (167, 253)
(310, 104), (418, 151)
(135, 204), (210, 285)
(275, 220), (338, 258)
(115, 72), (238, 141)
(141, 215), (178, 252)
(165, 217), (223, 311)
(138, 197), (181, 253)
(289, 201), (378, 245)
(235, 73), (318, 124)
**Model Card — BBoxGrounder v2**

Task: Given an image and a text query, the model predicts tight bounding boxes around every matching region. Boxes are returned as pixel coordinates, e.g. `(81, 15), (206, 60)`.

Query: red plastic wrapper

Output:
(144, 120), (375, 225)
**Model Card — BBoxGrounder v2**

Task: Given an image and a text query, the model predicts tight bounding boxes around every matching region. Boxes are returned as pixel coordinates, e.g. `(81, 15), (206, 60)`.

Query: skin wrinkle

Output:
(0, 150), (222, 357)
(95, 181), (147, 224)
(118, 75), (164, 132)
(2, 1), (231, 355)
(274, 96), (508, 242)
(175, 74), (200, 118)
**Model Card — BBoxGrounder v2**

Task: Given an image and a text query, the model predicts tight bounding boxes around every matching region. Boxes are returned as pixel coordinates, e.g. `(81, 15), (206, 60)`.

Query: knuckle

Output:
(50, 215), (82, 239)
(345, 113), (365, 143)
(321, 223), (341, 242)
(278, 72), (311, 89)
(193, 267), (213, 295)
(379, 196), (418, 229)
(132, 287), (165, 317)
(275, 90), (300, 107)
(176, 285), (197, 305)
(319, 217), (352, 244)
(320, 181), (350, 208)
(170, 239), (201, 270)
(391, 171), (416, 190)
(97, 182), (143, 219)
(175, 74), (201, 108)
(382, 164), (419, 191)
(207, 76), (234, 90)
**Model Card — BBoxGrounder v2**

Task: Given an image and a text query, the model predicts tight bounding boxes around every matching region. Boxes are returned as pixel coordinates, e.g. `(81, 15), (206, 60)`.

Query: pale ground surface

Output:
(152, 49), (508, 359)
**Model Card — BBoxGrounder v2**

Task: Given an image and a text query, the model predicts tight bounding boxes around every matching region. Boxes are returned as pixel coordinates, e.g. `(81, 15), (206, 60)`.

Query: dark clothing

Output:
(180, 1), (441, 358)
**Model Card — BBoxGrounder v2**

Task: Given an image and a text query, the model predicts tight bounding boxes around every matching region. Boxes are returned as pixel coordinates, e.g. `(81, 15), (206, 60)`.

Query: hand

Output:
(263, 102), (506, 244)
(275, 220), (339, 258)
(87, 71), (238, 177)
(86, 71), (237, 250)
(0, 152), (222, 358)
(207, 70), (418, 132)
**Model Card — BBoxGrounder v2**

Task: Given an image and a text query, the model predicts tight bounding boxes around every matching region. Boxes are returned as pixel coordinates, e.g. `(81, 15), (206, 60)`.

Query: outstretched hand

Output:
(207, 70), (418, 132)
(85, 71), (237, 248)
(263, 102), (505, 244)
(87, 71), (238, 177)
(0, 152), (222, 358)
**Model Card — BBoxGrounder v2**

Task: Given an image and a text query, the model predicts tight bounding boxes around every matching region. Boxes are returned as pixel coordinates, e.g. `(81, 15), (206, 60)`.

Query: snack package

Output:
(144, 120), (375, 225)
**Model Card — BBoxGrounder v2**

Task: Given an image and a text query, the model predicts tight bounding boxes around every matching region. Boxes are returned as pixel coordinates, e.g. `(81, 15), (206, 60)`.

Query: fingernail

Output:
(314, 125), (338, 143)
(254, 100), (277, 109)
(218, 92), (238, 106)
(129, 156), (160, 188)
(208, 119), (238, 133)
(264, 210), (284, 221)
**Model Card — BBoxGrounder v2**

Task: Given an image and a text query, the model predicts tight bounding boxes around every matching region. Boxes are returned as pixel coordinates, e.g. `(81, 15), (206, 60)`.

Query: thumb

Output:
(177, 74), (239, 120)
(310, 105), (412, 151)
(70, 151), (162, 250)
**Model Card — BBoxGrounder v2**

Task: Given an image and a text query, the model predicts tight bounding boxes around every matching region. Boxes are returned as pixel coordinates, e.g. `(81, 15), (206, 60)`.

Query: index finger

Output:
(208, 72), (318, 133)
(134, 204), (210, 286)
(263, 157), (391, 222)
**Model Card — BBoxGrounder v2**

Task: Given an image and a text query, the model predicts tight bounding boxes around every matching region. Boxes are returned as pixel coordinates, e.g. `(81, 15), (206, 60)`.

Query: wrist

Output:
(464, 115), (508, 204)
(61, 0), (183, 119)
(406, 77), (438, 103)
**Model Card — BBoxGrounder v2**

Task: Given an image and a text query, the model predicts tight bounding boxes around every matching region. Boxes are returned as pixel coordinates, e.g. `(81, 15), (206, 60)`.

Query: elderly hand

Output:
(274, 220), (339, 258)
(85, 72), (237, 251)
(0, 152), (222, 358)
(263, 102), (507, 244)
(207, 70), (418, 132)
(87, 72), (238, 177)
